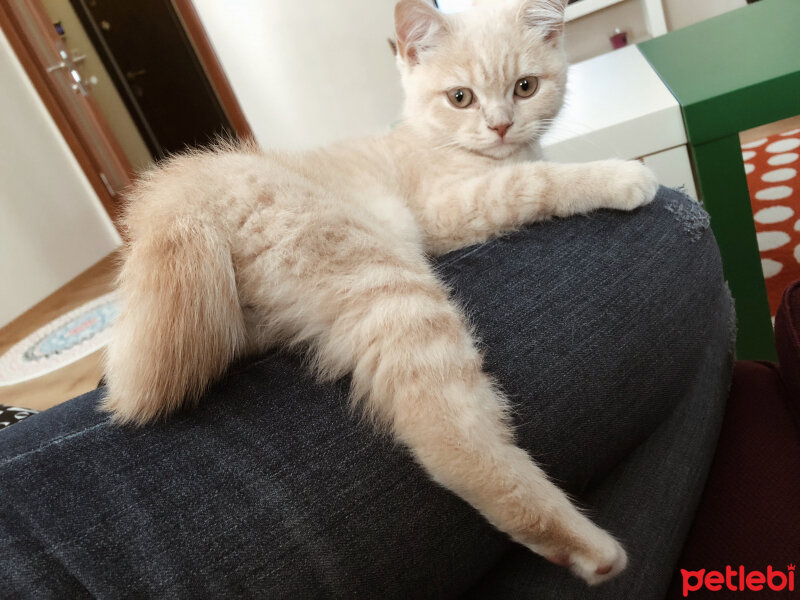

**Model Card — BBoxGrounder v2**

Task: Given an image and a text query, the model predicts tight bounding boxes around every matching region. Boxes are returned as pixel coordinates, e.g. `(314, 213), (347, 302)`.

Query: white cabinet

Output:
(541, 45), (697, 200)
(564, 0), (667, 63)
(566, 0), (667, 37)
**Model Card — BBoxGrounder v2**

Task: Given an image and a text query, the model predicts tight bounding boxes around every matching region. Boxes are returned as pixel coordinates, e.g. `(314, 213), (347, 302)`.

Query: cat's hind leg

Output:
(244, 205), (627, 584)
(350, 280), (628, 584)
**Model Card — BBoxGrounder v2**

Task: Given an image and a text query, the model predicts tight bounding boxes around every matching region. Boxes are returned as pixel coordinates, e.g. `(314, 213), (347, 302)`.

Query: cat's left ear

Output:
(519, 0), (568, 43)
(395, 0), (449, 66)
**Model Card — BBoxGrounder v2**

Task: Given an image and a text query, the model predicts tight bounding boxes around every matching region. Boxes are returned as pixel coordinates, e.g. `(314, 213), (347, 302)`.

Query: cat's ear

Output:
(519, 0), (568, 43)
(394, 0), (449, 66)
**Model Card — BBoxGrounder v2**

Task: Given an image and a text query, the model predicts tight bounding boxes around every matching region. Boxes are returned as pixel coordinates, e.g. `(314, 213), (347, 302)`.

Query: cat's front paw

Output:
(598, 159), (659, 211)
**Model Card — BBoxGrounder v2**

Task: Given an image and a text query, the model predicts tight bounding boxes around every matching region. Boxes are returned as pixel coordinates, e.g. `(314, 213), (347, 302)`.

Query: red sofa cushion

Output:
(665, 361), (800, 598)
(666, 280), (800, 598)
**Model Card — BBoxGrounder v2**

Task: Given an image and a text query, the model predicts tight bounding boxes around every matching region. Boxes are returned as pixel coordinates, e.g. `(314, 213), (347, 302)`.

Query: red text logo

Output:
(681, 564), (795, 596)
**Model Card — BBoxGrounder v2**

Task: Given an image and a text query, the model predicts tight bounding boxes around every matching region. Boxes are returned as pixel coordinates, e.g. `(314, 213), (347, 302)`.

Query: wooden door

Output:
(69, 0), (238, 158)
(0, 0), (133, 224)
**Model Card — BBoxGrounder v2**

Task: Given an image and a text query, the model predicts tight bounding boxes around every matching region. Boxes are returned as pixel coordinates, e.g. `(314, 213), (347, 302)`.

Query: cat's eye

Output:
(514, 76), (539, 99)
(446, 87), (474, 109)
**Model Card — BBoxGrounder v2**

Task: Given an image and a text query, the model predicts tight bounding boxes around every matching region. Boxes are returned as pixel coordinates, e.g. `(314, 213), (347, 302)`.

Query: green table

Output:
(639, 0), (800, 361)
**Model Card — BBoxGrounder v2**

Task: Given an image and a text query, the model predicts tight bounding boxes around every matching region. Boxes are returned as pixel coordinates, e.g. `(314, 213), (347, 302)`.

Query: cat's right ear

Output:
(520, 0), (568, 43)
(394, 0), (449, 66)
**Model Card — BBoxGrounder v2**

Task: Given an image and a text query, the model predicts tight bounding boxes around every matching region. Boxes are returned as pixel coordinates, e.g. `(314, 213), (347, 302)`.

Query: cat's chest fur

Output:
(317, 138), (423, 247)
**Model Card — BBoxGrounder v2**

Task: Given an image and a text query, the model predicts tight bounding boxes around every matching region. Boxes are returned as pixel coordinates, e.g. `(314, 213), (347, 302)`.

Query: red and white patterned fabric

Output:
(742, 128), (800, 317)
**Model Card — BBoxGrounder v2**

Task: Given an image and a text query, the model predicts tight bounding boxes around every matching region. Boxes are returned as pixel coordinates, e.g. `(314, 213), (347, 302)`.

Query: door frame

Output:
(172, 0), (253, 141)
(0, 0), (126, 225)
(0, 0), (254, 230)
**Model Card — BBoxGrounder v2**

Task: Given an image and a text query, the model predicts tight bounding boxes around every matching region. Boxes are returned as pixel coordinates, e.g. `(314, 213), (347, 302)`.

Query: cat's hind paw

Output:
(530, 518), (628, 586)
(563, 533), (628, 586)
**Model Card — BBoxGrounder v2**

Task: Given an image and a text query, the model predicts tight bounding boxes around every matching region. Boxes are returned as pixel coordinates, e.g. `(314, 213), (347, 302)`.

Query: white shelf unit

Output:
(565, 0), (626, 21)
(541, 45), (697, 200)
(566, 0), (667, 37)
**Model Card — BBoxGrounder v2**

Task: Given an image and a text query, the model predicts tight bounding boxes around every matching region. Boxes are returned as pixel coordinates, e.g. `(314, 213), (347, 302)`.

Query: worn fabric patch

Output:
(662, 188), (710, 243)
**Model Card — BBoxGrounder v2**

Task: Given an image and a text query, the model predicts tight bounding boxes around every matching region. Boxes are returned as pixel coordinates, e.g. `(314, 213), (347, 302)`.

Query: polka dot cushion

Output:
(742, 128), (800, 317)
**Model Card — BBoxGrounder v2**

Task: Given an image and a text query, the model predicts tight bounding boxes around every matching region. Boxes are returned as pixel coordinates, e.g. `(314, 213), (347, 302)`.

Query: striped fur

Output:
(104, 0), (657, 585)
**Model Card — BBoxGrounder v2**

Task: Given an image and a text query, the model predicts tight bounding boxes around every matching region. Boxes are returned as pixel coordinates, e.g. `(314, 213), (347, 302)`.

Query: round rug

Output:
(0, 293), (119, 386)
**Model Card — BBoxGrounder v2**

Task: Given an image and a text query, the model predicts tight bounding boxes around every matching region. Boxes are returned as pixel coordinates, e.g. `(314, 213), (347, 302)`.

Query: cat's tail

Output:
(102, 218), (246, 425)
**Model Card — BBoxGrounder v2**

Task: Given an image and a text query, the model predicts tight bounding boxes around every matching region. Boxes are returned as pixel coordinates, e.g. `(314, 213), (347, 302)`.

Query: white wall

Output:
(0, 29), (121, 328)
(193, 1), (752, 147)
(192, 0), (403, 150)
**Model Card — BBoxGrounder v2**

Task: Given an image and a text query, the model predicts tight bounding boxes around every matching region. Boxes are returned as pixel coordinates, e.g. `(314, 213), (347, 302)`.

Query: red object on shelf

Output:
(610, 28), (628, 49)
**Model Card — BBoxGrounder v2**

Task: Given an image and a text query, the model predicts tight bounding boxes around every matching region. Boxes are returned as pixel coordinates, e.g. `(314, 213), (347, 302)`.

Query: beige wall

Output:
(0, 29), (120, 327)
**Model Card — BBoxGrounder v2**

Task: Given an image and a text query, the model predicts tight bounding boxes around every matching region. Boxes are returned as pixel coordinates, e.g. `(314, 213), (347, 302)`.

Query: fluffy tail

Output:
(103, 219), (246, 425)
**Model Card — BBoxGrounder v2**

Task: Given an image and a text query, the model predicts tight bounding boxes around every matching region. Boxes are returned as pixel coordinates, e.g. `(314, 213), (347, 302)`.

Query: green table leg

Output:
(691, 135), (776, 361)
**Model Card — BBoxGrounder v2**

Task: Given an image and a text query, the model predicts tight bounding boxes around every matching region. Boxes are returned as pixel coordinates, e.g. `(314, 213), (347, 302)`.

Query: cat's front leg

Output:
(413, 159), (658, 254)
(554, 159), (659, 215)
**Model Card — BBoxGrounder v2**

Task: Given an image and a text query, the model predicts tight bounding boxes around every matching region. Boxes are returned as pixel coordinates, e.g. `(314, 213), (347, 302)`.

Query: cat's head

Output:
(393, 0), (568, 159)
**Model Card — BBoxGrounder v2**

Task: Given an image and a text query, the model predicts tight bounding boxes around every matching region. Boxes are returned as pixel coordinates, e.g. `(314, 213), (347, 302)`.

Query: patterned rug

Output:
(0, 293), (118, 386)
(742, 128), (800, 317)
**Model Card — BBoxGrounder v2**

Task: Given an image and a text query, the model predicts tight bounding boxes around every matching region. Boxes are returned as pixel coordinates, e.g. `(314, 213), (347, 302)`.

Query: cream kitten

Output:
(104, 0), (657, 585)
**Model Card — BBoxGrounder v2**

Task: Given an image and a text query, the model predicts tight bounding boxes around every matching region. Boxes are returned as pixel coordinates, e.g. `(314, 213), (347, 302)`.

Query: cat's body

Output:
(105, 0), (658, 585)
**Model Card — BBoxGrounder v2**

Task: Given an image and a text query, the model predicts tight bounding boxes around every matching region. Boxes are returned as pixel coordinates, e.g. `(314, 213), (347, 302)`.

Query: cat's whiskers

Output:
(540, 118), (625, 157)
(429, 139), (463, 152)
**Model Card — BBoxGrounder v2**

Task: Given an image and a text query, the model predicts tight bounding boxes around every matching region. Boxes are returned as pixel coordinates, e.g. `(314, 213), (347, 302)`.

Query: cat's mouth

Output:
(475, 138), (522, 160)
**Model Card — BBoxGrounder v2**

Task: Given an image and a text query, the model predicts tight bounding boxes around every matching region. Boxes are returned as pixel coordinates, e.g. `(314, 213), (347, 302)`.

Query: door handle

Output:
(126, 68), (147, 80)
(46, 61), (90, 96)
(47, 49), (86, 72)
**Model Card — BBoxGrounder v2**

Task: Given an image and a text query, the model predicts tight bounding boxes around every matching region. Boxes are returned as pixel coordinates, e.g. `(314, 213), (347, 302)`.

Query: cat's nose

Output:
(490, 122), (512, 139)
